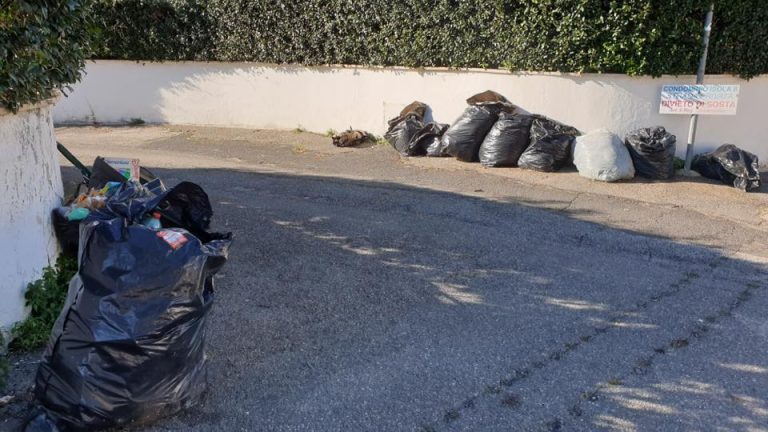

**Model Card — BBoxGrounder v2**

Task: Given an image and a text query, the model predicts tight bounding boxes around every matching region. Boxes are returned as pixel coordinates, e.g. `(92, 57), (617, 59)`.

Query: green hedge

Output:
(1, 1), (98, 112)
(92, 0), (767, 78)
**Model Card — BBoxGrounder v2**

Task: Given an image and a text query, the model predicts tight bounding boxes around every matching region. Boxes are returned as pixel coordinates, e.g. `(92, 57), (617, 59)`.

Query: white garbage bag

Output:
(573, 129), (635, 182)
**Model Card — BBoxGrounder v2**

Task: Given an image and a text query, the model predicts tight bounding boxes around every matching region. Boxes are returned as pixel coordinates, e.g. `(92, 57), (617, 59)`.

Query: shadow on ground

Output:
(2, 165), (766, 432)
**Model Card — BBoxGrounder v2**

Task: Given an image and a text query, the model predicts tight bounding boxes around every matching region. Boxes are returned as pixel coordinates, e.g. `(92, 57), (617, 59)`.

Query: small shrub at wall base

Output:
(0, 1), (98, 112)
(0, 333), (8, 389)
(92, 0), (767, 78)
(9, 257), (78, 353)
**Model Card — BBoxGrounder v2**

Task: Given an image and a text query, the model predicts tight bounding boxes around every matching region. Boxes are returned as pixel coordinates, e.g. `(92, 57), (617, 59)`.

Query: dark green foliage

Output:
(92, 0), (766, 78)
(9, 256), (77, 352)
(0, 1), (99, 112)
(708, 1), (768, 79)
(0, 333), (7, 389)
(93, 0), (214, 61)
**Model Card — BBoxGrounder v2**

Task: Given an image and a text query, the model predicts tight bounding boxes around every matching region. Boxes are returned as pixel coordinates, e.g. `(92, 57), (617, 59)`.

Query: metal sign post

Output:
(683, 2), (715, 173)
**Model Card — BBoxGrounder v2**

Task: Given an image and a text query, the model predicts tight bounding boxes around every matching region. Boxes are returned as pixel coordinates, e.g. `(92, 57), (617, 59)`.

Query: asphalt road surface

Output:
(3, 127), (768, 432)
(139, 167), (768, 432)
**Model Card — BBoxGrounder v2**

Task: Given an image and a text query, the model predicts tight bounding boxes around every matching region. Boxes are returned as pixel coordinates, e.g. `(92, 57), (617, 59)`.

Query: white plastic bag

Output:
(573, 129), (635, 182)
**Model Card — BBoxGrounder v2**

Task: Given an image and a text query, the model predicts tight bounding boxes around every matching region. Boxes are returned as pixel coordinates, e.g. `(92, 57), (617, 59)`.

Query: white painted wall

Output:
(54, 61), (767, 161)
(1, 101), (62, 331)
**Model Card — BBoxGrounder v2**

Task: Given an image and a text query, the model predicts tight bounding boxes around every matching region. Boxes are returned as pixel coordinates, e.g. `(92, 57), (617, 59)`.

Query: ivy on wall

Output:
(2, 0), (764, 111)
(93, 0), (766, 78)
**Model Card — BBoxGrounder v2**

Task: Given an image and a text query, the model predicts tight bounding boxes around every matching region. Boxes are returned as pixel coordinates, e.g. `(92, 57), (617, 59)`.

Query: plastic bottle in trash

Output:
(143, 212), (162, 230)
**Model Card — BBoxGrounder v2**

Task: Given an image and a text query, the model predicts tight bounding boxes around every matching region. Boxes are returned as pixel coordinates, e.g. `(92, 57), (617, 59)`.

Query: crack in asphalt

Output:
(420, 255), (734, 431)
(558, 279), (764, 430)
(560, 192), (582, 212)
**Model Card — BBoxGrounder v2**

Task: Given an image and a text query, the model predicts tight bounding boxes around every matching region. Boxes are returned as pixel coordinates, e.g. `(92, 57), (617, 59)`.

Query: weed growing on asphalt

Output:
(294, 125), (306, 133)
(292, 144), (307, 154)
(10, 256), (77, 352)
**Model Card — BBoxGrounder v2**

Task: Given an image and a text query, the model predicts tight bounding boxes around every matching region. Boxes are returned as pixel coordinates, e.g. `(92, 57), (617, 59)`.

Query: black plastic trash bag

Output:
(51, 208), (80, 259)
(692, 144), (761, 191)
(440, 105), (500, 162)
(29, 218), (232, 431)
(160, 181), (221, 240)
(517, 116), (580, 172)
(624, 126), (677, 180)
(87, 180), (167, 224)
(411, 122), (448, 157)
(385, 115), (424, 155)
(425, 122), (452, 157)
(385, 100), (447, 157)
(479, 113), (533, 167)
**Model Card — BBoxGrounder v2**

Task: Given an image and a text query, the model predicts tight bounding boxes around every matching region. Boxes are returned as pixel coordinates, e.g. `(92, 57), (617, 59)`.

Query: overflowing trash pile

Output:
(381, 90), (760, 191)
(27, 155), (232, 432)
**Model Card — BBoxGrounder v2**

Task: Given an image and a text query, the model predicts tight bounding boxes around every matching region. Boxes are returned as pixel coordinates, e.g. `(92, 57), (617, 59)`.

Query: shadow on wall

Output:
(51, 164), (768, 430)
(53, 62), (767, 160)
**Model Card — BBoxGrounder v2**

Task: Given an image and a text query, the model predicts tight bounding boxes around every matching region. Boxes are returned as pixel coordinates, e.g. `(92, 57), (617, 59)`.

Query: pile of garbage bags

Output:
(28, 161), (232, 431)
(390, 91), (585, 172)
(384, 93), (760, 191)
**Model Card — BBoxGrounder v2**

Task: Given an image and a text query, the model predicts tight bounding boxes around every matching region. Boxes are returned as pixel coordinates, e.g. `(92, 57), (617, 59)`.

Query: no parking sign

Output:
(659, 84), (739, 115)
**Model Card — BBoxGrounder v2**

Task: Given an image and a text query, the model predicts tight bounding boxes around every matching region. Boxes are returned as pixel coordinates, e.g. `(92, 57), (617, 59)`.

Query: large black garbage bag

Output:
(411, 122), (448, 157)
(424, 122), (451, 157)
(440, 105), (500, 162)
(479, 113), (533, 167)
(161, 181), (213, 232)
(624, 126), (677, 179)
(385, 115), (424, 155)
(692, 144), (761, 191)
(517, 116), (580, 172)
(30, 217), (232, 431)
(161, 181), (232, 243)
